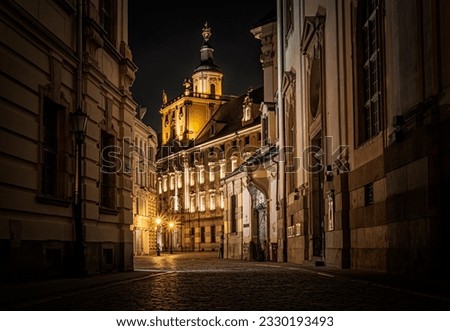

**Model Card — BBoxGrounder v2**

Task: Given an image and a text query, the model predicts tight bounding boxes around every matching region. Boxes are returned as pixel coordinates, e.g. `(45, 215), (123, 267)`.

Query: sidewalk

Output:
(294, 264), (450, 302)
(0, 270), (157, 310)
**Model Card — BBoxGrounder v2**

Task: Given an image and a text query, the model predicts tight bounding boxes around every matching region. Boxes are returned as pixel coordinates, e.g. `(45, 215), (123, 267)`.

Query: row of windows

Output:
(160, 190), (224, 213)
(196, 225), (220, 243)
(40, 97), (119, 211)
(189, 191), (224, 212)
(158, 159), (239, 194)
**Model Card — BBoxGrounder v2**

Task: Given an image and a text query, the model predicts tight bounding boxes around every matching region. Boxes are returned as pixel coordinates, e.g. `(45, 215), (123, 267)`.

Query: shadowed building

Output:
(267, 0), (450, 275)
(0, 0), (140, 278)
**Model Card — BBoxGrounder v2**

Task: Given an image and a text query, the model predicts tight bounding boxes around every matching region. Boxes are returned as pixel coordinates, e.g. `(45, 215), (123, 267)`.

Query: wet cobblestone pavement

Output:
(7, 252), (449, 311)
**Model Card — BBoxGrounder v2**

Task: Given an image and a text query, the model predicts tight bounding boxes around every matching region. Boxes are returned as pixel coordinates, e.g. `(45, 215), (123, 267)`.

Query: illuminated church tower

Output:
(191, 23), (223, 96)
(160, 23), (228, 146)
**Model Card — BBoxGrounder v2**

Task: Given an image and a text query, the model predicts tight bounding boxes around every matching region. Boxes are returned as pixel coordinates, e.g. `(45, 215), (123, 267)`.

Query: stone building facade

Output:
(131, 107), (158, 256)
(260, 0), (450, 274)
(0, 0), (139, 278)
(224, 0), (449, 276)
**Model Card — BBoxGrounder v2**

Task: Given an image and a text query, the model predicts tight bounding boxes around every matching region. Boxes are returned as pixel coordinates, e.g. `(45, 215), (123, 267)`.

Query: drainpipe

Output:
(76, 0), (82, 109)
(73, 0), (88, 276)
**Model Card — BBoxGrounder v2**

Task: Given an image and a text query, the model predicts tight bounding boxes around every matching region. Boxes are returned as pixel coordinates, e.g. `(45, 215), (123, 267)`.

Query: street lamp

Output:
(169, 222), (174, 254)
(155, 217), (161, 256)
(70, 106), (88, 276)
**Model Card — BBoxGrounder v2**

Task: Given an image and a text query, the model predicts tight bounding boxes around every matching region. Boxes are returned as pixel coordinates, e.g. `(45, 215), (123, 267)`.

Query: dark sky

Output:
(128, 0), (276, 134)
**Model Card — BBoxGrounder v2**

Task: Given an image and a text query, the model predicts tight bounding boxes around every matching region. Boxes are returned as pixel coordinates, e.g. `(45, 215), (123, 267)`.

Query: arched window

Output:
(210, 83), (216, 96)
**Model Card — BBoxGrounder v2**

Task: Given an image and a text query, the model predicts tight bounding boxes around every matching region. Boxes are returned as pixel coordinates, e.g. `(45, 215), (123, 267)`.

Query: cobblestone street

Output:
(5, 252), (449, 311)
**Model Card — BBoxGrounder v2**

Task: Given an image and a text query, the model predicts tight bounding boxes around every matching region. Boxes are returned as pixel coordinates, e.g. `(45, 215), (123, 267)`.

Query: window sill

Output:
(36, 194), (71, 207)
(100, 206), (119, 215)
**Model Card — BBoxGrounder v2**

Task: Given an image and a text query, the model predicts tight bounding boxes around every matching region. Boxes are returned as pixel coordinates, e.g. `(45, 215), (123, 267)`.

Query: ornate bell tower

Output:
(191, 22), (223, 97)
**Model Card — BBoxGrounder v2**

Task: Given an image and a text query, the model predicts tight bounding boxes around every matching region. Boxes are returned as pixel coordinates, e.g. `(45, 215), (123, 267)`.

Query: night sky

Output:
(128, 0), (276, 134)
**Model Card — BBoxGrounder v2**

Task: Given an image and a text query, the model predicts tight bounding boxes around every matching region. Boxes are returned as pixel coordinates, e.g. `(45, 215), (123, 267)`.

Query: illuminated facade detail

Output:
(162, 175), (168, 192)
(231, 157), (238, 172)
(199, 165), (205, 184)
(199, 192), (206, 212)
(132, 109), (158, 256)
(220, 160), (226, 179)
(157, 24), (263, 252)
(209, 162), (216, 182)
(169, 174), (175, 190)
(177, 172), (183, 188)
(209, 192), (216, 211)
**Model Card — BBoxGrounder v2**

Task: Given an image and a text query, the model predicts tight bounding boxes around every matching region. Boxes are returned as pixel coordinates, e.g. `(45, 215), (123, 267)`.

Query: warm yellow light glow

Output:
(156, 218), (161, 225)
(169, 222), (174, 229)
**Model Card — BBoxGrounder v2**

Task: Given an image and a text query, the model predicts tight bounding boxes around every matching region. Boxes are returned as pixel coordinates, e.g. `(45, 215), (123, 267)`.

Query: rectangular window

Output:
(209, 193), (216, 211)
(100, 0), (116, 44)
(177, 173), (183, 188)
(201, 227), (205, 243)
(231, 194), (237, 233)
(169, 174), (175, 190)
(220, 191), (224, 209)
(199, 167), (205, 184)
(220, 161), (226, 179)
(190, 170), (195, 186)
(357, 0), (382, 144)
(199, 193), (205, 212)
(100, 130), (116, 209)
(211, 226), (216, 243)
(285, 0), (294, 38)
(163, 176), (168, 192)
(365, 182), (375, 206)
(209, 168), (215, 182)
(41, 98), (60, 196)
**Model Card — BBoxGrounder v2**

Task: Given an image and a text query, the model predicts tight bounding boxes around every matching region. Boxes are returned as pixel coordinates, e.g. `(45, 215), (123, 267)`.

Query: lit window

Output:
(219, 160), (226, 179)
(199, 192), (205, 212)
(169, 174), (175, 190)
(209, 193), (216, 211)
(220, 190), (224, 209)
(190, 169), (195, 186)
(231, 157), (238, 172)
(199, 166), (205, 184)
(163, 176), (168, 192)
(177, 173), (183, 188)
(158, 179), (162, 194)
(209, 163), (215, 182)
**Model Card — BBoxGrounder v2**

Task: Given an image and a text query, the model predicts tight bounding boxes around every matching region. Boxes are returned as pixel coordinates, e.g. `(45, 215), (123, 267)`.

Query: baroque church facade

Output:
(156, 24), (263, 253)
